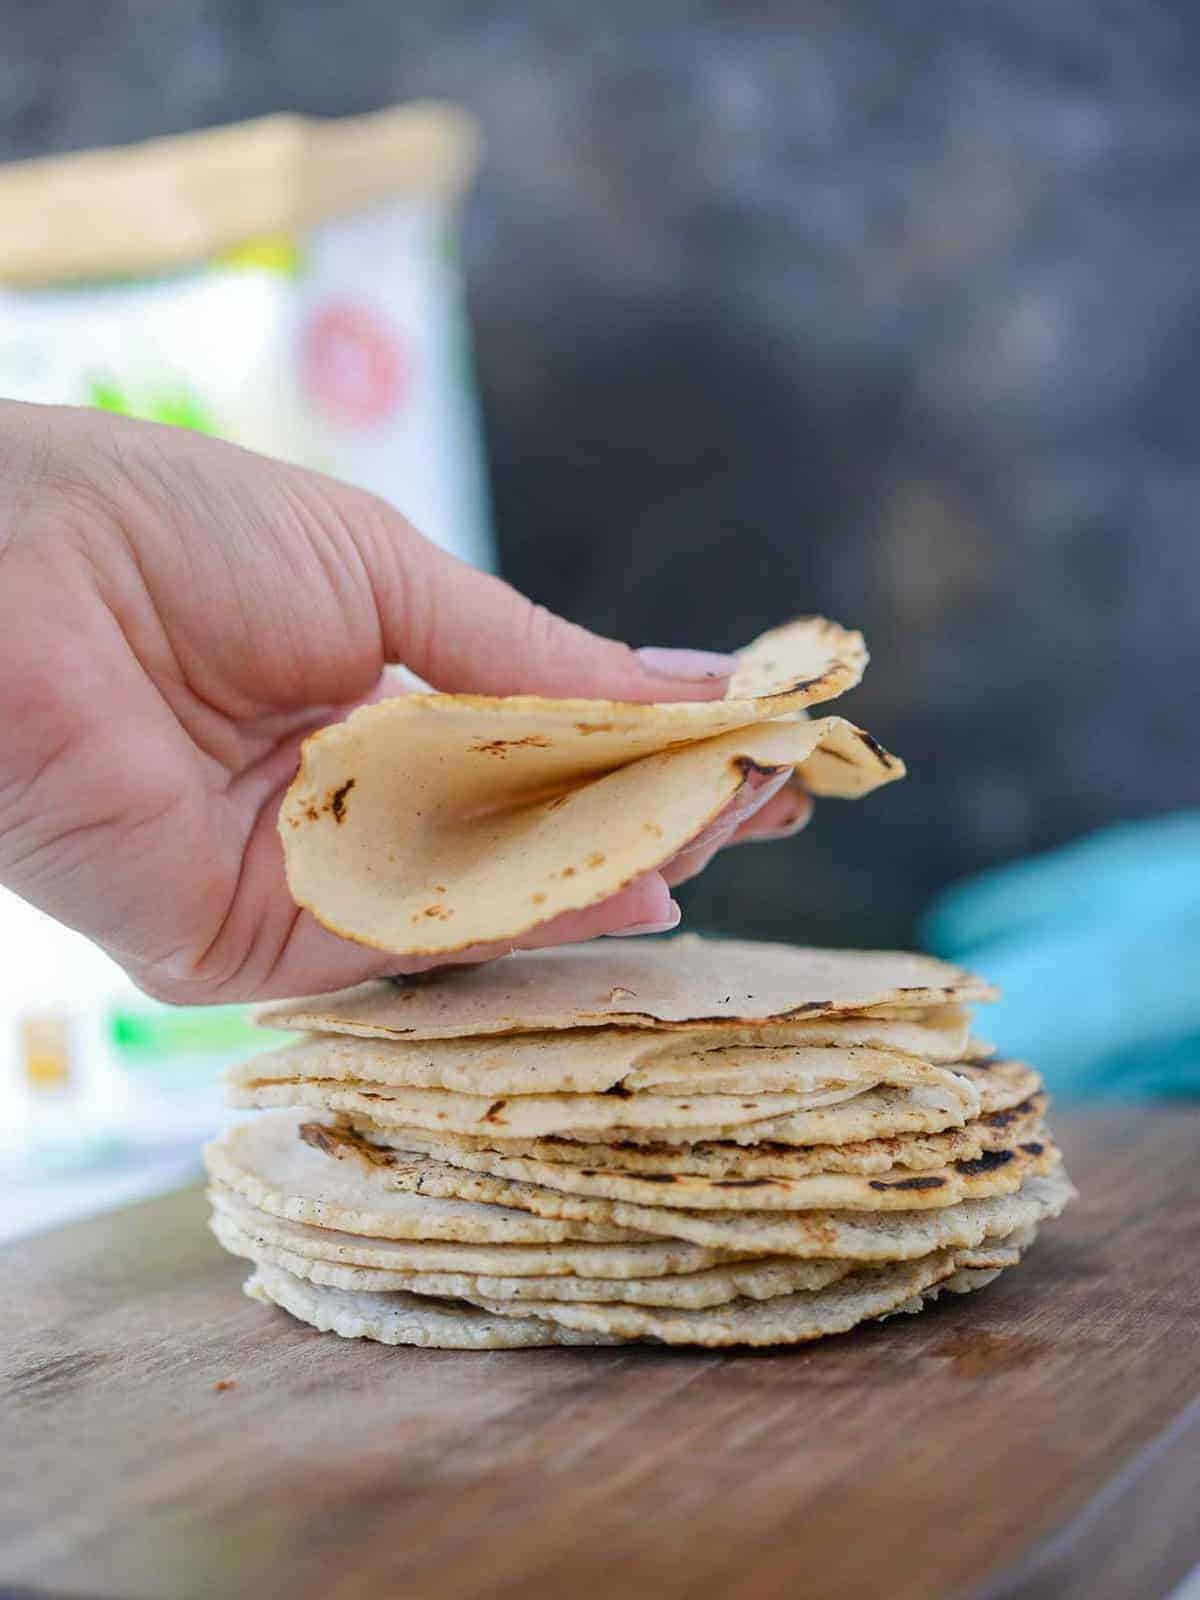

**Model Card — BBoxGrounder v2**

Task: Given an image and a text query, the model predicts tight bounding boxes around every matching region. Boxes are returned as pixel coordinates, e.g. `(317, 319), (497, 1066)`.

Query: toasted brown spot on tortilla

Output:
(483, 1100), (508, 1124)
(575, 722), (615, 734)
(869, 1174), (947, 1191)
(304, 805), (319, 823)
(469, 736), (553, 756)
(585, 851), (606, 868)
(329, 778), (356, 823)
(531, 893), (546, 905)
(643, 822), (664, 837)
(412, 903), (454, 922)
(545, 794), (571, 811)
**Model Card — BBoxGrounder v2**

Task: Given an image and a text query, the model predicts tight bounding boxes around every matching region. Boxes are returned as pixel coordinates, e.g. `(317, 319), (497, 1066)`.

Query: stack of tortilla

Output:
(207, 937), (1075, 1348)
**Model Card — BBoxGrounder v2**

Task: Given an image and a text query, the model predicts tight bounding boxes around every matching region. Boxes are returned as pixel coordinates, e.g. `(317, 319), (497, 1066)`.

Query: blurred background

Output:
(1, 1), (1197, 1231)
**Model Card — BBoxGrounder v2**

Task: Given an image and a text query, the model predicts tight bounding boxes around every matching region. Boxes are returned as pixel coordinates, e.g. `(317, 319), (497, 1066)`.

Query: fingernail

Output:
(636, 647), (737, 682)
(606, 900), (682, 937)
(741, 818), (812, 842)
(677, 813), (740, 856)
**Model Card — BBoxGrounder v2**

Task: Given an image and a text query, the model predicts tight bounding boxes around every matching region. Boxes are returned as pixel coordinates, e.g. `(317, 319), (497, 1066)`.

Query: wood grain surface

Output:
(2, 1107), (1197, 1600)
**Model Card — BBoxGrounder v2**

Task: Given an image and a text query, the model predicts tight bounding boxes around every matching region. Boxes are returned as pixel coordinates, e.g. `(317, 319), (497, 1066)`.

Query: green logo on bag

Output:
(86, 374), (217, 435)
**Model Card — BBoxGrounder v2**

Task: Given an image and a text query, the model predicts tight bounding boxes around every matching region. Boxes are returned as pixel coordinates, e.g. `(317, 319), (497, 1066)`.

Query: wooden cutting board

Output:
(2, 1107), (1197, 1600)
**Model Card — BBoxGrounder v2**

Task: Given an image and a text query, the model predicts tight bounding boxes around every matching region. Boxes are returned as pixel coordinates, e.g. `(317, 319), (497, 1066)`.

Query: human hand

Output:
(0, 403), (809, 1003)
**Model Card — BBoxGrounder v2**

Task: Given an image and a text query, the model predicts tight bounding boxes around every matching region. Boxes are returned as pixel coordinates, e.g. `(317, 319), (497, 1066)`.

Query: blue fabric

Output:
(920, 812), (1200, 1102)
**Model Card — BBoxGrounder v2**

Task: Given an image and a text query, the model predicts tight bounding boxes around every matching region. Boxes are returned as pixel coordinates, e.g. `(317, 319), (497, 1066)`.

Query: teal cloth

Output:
(920, 812), (1200, 1102)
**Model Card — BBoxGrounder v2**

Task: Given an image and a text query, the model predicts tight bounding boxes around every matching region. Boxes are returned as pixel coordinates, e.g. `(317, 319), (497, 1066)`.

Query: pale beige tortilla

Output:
(228, 1077), (869, 1138)
(531, 1164), (1075, 1258)
(256, 936), (995, 1039)
(352, 1091), (1046, 1179)
(574, 1063), (1030, 1148)
(318, 1116), (1046, 1213)
(204, 1113), (648, 1244)
(283, 1126), (1072, 1257)
(245, 1251), (967, 1349)
(228, 1027), (970, 1098)
(245, 1263), (617, 1348)
(620, 1046), (954, 1096)
(959, 1059), (1044, 1113)
(278, 618), (906, 955)
(210, 1185), (733, 1278)
(302, 1122), (1059, 1220)
(471, 1253), (963, 1347)
(549, 1081), (982, 1148)
(938, 1266), (1005, 1294)
(211, 1205), (852, 1308)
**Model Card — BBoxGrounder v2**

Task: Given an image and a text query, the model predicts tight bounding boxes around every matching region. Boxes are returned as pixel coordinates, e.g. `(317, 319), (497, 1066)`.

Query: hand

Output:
(0, 403), (810, 1003)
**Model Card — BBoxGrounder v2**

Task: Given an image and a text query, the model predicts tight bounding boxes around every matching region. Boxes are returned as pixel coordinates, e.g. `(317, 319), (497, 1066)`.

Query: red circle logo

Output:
(303, 304), (408, 427)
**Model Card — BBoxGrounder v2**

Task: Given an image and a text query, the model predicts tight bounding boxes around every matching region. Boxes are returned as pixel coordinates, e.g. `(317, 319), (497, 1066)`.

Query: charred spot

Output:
(483, 1100), (508, 1124)
(1021, 1141), (1045, 1156)
(603, 1083), (633, 1099)
(633, 1172), (680, 1184)
(759, 667), (844, 702)
(857, 731), (895, 769)
(733, 756), (789, 782)
(469, 735), (553, 756)
(329, 778), (356, 823)
(304, 805), (320, 823)
(819, 747), (857, 765)
(869, 1174), (947, 1191)
(300, 1121), (395, 1168)
(956, 1149), (1015, 1176)
(713, 1177), (774, 1189)
(300, 1121), (340, 1158)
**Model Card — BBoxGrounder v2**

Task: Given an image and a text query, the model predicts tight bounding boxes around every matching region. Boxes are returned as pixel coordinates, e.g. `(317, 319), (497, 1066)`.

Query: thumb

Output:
(341, 485), (734, 702)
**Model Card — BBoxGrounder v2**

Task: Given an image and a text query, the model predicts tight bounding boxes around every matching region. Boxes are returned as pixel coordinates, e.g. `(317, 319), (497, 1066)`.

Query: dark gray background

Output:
(5, 1), (1197, 947)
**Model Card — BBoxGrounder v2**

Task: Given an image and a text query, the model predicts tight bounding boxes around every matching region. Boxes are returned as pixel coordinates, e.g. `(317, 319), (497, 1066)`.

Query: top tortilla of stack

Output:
(257, 935), (997, 1042)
